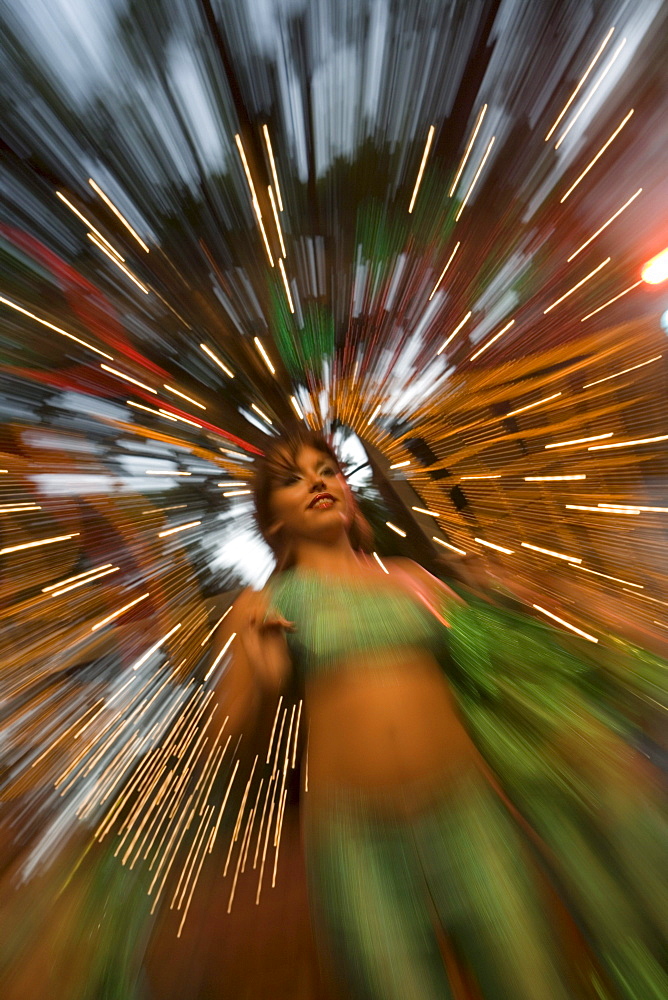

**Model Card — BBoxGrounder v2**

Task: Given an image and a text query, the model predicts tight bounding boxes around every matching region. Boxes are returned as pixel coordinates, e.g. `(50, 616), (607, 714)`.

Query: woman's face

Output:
(268, 445), (352, 544)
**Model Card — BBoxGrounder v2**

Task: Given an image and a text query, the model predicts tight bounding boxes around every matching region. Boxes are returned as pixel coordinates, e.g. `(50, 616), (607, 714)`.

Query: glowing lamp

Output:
(641, 248), (668, 284)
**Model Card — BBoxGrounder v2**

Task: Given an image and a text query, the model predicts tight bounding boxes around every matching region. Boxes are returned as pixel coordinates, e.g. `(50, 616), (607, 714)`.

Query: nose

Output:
(308, 473), (326, 493)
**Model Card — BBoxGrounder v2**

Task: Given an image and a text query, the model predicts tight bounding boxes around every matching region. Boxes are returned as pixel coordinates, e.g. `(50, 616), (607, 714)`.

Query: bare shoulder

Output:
(386, 557), (465, 604)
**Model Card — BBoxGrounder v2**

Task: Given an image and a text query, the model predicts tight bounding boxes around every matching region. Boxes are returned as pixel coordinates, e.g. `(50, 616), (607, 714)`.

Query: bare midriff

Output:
(304, 645), (489, 815)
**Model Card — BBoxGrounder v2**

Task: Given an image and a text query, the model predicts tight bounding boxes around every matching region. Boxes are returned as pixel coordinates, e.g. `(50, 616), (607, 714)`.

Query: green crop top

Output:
(266, 567), (449, 680)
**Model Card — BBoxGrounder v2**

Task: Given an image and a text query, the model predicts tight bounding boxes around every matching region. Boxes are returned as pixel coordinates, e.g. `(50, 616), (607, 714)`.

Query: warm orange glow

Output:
(641, 247), (668, 284)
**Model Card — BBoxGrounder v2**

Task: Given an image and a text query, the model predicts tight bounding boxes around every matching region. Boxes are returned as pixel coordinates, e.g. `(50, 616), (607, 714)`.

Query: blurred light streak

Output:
(0, 532), (80, 555)
(436, 311), (472, 354)
(158, 521), (201, 537)
(567, 188), (642, 261)
(566, 504), (639, 514)
(588, 434), (668, 450)
(572, 565), (643, 586)
(100, 364), (157, 392)
(251, 403), (273, 425)
(413, 506), (440, 516)
(624, 591), (668, 607)
(507, 392), (562, 416)
(543, 258), (610, 313)
(366, 404), (381, 424)
(386, 521), (406, 537)
(50, 565), (120, 596)
(455, 136), (495, 222)
(234, 133), (274, 267)
(56, 190), (124, 260)
(0, 295), (114, 359)
(545, 433), (613, 448)
(521, 542), (582, 562)
(290, 396), (305, 420)
(201, 608), (232, 646)
(131, 624), (183, 671)
(216, 481), (247, 487)
(555, 37), (627, 150)
(560, 109), (634, 203)
(449, 104), (487, 195)
(291, 700), (303, 769)
(641, 247), (668, 284)
(372, 551), (389, 573)
(145, 469), (191, 475)
(163, 385), (206, 410)
(533, 605), (598, 642)
(199, 343), (234, 377)
(254, 336), (276, 374)
(262, 125), (284, 211)
(128, 401), (178, 421)
(408, 124), (435, 214)
(88, 178), (150, 252)
(475, 538), (514, 554)
(601, 504), (668, 512)
(268, 186), (286, 257)
(278, 258), (295, 313)
(204, 633), (236, 682)
(469, 318), (515, 360)
(90, 593), (150, 631)
(525, 474), (586, 481)
(222, 489), (252, 497)
(583, 355), (661, 387)
(428, 242), (460, 300)
(390, 460), (410, 469)
(545, 27), (615, 141)
(87, 233), (150, 292)
(460, 474), (502, 480)
(0, 504), (41, 512)
(157, 409), (203, 428)
(580, 280), (643, 320)
(433, 537), (467, 555)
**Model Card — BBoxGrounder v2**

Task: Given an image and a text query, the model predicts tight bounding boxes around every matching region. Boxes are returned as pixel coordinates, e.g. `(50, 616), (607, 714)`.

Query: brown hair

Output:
(253, 429), (374, 571)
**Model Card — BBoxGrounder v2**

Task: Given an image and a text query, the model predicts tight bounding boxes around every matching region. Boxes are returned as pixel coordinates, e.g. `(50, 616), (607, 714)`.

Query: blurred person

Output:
(212, 429), (667, 1000)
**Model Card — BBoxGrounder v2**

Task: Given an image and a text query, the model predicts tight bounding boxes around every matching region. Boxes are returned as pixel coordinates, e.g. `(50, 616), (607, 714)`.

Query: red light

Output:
(641, 248), (668, 284)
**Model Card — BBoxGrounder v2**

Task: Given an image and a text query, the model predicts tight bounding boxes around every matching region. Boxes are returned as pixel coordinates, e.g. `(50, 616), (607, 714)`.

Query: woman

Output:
(213, 429), (666, 1000)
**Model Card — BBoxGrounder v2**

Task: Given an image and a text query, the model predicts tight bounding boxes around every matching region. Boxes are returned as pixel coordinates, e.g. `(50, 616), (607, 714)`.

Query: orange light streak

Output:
(433, 537), (467, 555)
(251, 402), (273, 425)
(128, 401), (177, 420)
(589, 434), (668, 451)
(413, 506), (440, 517)
(555, 37), (626, 150)
(158, 521), (201, 538)
(475, 538), (514, 554)
(163, 384), (206, 410)
(0, 531), (79, 555)
(100, 364), (157, 392)
(87, 233), (150, 292)
(262, 125), (284, 211)
(234, 133), (274, 266)
(278, 258), (295, 312)
(572, 565), (642, 587)
(291, 395), (305, 420)
(521, 542), (581, 563)
(524, 474), (586, 481)
(372, 551), (389, 574)
(199, 343), (234, 377)
(583, 354), (661, 387)
(90, 593), (149, 631)
(254, 336), (276, 374)
(56, 190), (124, 259)
(545, 433), (613, 448)
(268, 186), (286, 257)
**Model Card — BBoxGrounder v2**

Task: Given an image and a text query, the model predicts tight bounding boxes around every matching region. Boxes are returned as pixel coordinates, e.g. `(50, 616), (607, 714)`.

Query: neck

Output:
(291, 536), (366, 575)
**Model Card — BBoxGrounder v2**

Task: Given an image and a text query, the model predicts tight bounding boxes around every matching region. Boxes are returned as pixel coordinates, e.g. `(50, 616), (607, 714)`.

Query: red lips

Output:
(307, 492), (336, 508)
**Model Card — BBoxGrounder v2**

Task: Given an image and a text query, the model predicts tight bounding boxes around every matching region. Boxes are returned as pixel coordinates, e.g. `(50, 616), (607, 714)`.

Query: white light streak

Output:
(158, 521), (201, 538)
(545, 433), (613, 448)
(560, 110), (634, 203)
(200, 343), (234, 378)
(389, 460), (410, 469)
(455, 137), (495, 222)
(0, 532), (80, 555)
(521, 542), (581, 563)
(88, 178), (150, 252)
(372, 551), (389, 574)
(290, 396), (304, 420)
(251, 403), (273, 425)
(91, 593), (149, 631)
(262, 125), (284, 211)
(533, 605), (598, 642)
(543, 258), (610, 314)
(588, 435), (668, 451)
(163, 385), (206, 410)
(87, 233), (150, 293)
(450, 104), (487, 196)
(268, 186), (286, 257)
(408, 125), (435, 213)
(386, 522), (407, 537)
(278, 259), (295, 313)
(0, 295), (113, 360)
(507, 392), (562, 416)
(567, 188), (642, 261)
(428, 243), (460, 301)
(475, 538), (514, 554)
(555, 38), (627, 150)
(436, 311), (471, 355)
(254, 337), (276, 375)
(524, 474), (586, 481)
(580, 281), (643, 321)
(100, 364), (157, 392)
(545, 27), (615, 141)
(132, 624), (182, 671)
(433, 537), (467, 555)
(469, 319), (515, 361)
(128, 401), (177, 421)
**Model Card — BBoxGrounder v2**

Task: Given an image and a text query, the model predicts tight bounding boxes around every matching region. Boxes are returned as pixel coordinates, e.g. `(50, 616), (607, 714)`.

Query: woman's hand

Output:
(236, 588), (294, 690)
